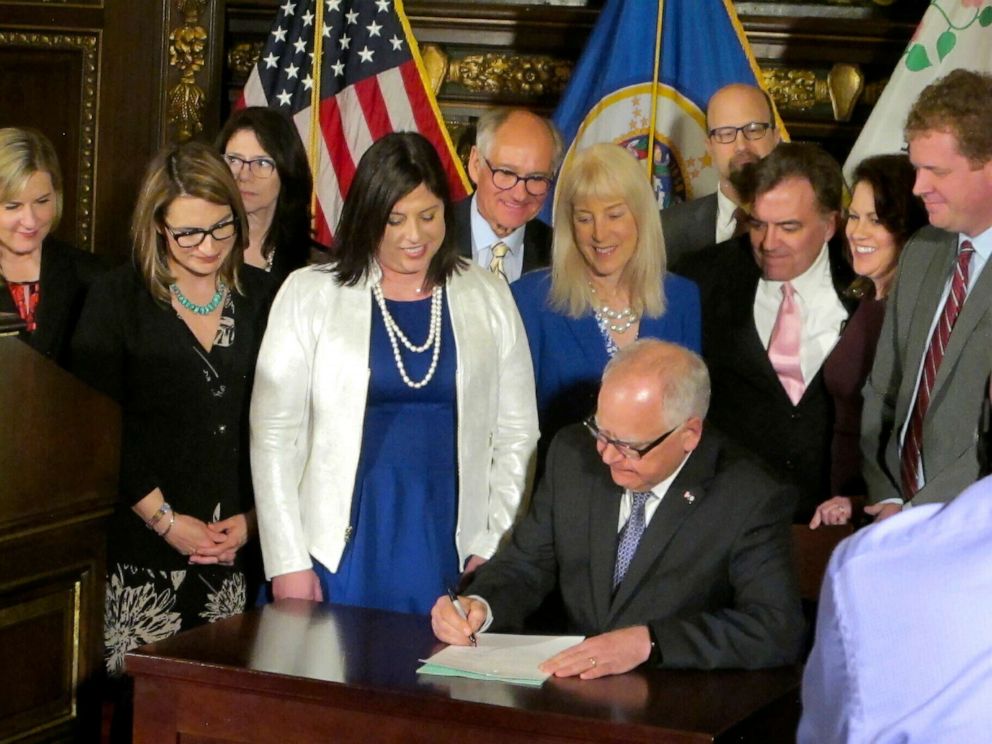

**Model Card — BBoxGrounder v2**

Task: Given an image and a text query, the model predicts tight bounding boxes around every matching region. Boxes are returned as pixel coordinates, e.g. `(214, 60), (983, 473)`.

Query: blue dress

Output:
(313, 292), (459, 615)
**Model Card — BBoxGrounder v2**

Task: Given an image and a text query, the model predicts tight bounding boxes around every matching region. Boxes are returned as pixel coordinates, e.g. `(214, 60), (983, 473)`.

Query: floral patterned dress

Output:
(70, 265), (266, 675)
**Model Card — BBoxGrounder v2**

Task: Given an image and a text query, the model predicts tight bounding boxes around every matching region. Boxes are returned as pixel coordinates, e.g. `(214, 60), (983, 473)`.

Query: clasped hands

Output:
(164, 511), (253, 565)
(430, 594), (652, 680)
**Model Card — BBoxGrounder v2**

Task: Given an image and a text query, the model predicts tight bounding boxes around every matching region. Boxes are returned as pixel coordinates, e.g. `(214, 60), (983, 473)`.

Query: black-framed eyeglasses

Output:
(481, 156), (553, 197)
(583, 415), (682, 460)
(164, 218), (237, 249)
(707, 121), (773, 145)
(223, 153), (277, 179)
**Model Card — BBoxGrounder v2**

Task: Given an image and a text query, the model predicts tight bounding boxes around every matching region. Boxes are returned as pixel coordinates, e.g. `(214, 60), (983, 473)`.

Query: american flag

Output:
(241, 0), (471, 246)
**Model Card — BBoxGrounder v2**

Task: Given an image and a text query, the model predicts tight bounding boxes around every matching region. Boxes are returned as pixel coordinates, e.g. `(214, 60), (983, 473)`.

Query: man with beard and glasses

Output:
(664, 83), (781, 269)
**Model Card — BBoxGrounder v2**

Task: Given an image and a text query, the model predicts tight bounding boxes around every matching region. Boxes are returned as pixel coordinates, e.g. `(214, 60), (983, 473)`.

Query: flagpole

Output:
(645, 0), (664, 184)
(309, 0), (325, 231)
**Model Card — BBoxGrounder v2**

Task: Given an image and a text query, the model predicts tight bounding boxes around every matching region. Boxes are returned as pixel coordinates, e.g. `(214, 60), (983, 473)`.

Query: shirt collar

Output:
(643, 449), (692, 500)
(961, 224), (992, 260)
(715, 187), (739, 232)
(470, 194), (526, 255)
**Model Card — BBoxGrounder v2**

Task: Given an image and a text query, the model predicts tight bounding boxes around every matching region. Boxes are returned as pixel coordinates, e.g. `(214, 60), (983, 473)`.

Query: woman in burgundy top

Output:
(810, 154), (928, 528)
(0, 127), (104, 364)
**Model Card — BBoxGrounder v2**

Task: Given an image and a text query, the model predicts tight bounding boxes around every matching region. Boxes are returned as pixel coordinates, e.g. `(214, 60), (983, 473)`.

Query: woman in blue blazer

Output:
(512, 143), (701, 452)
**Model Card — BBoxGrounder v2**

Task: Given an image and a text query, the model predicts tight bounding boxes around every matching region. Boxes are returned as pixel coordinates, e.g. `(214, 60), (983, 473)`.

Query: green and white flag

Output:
(843, 0), (992, 180)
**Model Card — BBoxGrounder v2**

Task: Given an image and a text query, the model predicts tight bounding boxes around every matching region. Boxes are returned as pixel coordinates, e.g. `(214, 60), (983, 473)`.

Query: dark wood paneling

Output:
(0, 338), (119, 743)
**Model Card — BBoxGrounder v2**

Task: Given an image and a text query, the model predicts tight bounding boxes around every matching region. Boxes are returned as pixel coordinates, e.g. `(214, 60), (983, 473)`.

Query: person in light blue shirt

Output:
(800, 472), (992, 743)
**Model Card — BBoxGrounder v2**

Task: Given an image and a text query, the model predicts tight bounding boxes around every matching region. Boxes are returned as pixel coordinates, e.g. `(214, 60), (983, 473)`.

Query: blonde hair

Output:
(0, 127), (63, 229)
(131, 142), (247, 303)
(550, 143), (666, 318)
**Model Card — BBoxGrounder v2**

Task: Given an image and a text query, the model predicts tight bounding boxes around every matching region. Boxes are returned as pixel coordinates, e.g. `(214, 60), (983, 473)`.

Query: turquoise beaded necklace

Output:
(170, 280), (226, 315)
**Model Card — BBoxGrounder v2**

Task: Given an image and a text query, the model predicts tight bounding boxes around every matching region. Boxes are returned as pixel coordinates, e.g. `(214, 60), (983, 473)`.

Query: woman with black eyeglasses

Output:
(70, 142), (267, 676)
(216, 107), (315, 292)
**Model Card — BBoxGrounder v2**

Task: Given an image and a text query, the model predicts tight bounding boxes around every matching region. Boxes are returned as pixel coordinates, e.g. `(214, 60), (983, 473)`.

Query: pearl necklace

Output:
(588, 282), (639, 334)
(372, 282), (443, 389)
(171, 281), (226, 315)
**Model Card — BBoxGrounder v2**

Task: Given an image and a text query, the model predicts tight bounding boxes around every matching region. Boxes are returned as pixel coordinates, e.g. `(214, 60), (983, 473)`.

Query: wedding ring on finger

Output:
(589, 657), (597, 669)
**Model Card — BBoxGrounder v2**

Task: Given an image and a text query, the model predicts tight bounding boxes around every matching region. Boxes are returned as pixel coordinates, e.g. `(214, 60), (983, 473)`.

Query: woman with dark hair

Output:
(810, 153), (928, 528)
(0, 127), (104, 363)
(216, 107), (313, 288)
(71, 142), (267, 672)
(251, 132), (538, 614)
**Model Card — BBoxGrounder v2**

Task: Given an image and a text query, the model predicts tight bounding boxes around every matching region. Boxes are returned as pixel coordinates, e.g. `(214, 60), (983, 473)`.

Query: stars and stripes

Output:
(241, 0), (470, 246)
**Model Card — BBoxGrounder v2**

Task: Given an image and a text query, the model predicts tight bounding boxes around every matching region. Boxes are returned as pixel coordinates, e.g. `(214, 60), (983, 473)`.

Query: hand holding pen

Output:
(431, 587), (483, 646)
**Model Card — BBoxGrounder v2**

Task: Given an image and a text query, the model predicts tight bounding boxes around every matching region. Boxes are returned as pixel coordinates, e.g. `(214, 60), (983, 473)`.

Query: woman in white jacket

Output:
(250, 132), (539, 614)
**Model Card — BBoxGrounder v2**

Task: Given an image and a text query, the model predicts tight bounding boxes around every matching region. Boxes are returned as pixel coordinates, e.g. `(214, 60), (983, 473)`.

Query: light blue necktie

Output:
(613, 491), (650, 590)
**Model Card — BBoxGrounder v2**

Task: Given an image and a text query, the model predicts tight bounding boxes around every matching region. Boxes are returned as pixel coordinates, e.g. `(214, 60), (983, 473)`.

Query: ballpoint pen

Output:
(446, 586), (478, 647)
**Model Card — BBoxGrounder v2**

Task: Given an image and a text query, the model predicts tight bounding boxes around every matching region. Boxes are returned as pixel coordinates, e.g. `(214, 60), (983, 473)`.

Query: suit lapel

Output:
(933, 243), (992, 397)
(606, 435), (718, 623)
(586, 462), (622, 627)
(453, 198), (474, 259)
(32, 240), (72, 356)
(896, 236), (956, 424)
(564, 312), (610, 372)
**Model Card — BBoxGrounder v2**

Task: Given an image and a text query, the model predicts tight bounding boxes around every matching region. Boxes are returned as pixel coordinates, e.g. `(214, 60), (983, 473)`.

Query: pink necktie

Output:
(900, 241), (976, 499)
(768, 282), (805, 405)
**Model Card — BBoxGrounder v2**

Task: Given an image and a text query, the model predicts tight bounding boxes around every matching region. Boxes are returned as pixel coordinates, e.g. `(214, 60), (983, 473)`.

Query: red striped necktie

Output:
(900, 240), (976, 499)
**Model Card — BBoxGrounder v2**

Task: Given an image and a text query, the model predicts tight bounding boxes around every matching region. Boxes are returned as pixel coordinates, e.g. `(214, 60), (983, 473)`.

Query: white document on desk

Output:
(417, 633), (585, 687)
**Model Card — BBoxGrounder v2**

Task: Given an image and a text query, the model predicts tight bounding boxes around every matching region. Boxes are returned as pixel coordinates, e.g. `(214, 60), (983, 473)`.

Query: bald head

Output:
(705, 83), (780, 201)
(602, 340), (710, 430)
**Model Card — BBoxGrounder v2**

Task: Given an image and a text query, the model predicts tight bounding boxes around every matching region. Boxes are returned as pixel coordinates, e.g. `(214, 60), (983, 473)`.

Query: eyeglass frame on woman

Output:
(481, 155), (553, 197)
(163, 217), (238, 249)
(707, 121), (773, 145)
(223, 153), (277, 179)
(582, 415), (682, 460)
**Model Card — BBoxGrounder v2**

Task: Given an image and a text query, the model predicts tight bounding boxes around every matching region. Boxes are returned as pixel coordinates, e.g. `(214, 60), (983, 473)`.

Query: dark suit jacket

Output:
(452, 196), (552, 276)
(467, 425), (805, 670)
(677, 236), (856, 521)
(862, 226), (992, 506)
(0, 237), (106, 364)
(661, 192), (718, 268)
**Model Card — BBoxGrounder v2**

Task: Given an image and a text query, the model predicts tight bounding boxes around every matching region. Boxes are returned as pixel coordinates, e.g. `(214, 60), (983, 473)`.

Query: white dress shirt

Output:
(469, 194), (527, 282)
(897, 225), (992, 494)
(714, 187), (741, 244)
(753, 243), (848, 384)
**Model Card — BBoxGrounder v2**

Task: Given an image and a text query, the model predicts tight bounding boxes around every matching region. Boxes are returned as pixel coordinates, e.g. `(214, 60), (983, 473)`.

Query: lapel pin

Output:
(683, 491), (695, 504)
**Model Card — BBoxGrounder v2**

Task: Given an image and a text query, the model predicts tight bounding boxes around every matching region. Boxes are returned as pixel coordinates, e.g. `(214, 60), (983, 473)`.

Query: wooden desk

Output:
(128, 601), (800, 743)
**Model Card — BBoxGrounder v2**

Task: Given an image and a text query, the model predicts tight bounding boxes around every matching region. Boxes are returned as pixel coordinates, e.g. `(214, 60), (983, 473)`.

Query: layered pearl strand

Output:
(588, 282), (639, 334)
(372, 281), (443, 389)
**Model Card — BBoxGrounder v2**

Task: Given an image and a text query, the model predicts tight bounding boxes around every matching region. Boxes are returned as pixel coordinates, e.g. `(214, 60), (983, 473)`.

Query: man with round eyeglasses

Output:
(665, 83), (781, 268)
(431, 339), (803, 675)
(453, 108), (563, 282)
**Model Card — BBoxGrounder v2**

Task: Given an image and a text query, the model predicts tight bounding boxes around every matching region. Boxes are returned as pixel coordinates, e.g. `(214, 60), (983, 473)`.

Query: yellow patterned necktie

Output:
(489, 241), (509, 282)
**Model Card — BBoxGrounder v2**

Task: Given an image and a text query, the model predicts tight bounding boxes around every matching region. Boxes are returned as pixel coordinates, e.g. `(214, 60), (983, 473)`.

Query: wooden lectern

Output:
(0, 338), (120, 742)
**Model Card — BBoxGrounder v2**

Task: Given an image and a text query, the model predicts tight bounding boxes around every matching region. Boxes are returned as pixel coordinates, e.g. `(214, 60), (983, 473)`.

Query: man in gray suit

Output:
(453, 108), (562, 282)
(663, 83), (781, 267)
(861, 69), (992, 521)
(431, 340), (803, 676)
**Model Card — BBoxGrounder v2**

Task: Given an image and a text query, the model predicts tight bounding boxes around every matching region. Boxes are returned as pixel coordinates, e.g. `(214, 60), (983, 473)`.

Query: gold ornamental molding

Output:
(437, 48), (572, 98)
(762, 63), (869, 123)
(0, 30), (98, 253)
(168, 0), (210, 141)
(227, 40), (263, 80)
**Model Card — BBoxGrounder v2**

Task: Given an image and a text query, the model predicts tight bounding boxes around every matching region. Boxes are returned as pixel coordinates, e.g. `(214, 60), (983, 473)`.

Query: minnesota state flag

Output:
(553, 0), (781, 209)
